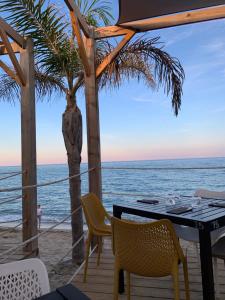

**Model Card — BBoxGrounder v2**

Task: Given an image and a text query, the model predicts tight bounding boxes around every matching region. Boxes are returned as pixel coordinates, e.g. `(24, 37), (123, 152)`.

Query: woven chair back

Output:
(81, 193), (108, 232)
(112, 218), (184, 277)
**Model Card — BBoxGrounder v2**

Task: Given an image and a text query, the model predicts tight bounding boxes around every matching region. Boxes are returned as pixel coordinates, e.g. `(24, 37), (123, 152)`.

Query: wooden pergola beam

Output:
(64, 0), (91, 37)
(0, 28), (26, 86)
(94, 26), (134, 39)
(0, 17), (26, 48)
(70, 12), (91, 76)
(20, 37), (38, 254)
(0, 42), (21, 55)
(119, 5), (225, 31)
(96, 30), (136, 78)
(0, 60), (21, 85)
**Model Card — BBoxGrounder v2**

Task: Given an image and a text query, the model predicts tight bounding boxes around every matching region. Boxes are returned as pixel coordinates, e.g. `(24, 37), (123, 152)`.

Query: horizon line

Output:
(1, 155), (225, 168)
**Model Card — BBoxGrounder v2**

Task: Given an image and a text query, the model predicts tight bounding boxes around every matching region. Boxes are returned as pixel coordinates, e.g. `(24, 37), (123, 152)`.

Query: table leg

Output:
(199, 229), (215, 300)
(113, 206), (125, 294)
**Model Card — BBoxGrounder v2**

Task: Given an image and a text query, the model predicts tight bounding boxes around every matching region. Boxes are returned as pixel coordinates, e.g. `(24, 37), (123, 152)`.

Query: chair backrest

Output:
(81, 193), (108, 232)
(194, 189), (225, 200)
(112, 217), (185, 277)
(0, 258), (50, 300)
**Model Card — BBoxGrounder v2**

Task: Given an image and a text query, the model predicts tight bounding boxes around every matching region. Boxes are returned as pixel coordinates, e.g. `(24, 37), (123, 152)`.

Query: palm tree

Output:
(0, 0), (184, 262)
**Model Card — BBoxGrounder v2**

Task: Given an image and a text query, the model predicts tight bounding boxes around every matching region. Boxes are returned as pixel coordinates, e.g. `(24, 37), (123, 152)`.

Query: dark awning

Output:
(117, 0), (225, 31)
(118, 0), (225, 24)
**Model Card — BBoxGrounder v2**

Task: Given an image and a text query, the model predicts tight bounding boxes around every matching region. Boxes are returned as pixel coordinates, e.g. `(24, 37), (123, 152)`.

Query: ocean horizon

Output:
(0, 157), (225, 225)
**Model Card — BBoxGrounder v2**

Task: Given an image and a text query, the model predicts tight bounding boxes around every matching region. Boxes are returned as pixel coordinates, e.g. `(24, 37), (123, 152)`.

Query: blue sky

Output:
(0, 2), (225, 166)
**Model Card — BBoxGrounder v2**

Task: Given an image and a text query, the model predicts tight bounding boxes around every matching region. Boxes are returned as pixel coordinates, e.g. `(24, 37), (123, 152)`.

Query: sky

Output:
(1, 2), (225, 166)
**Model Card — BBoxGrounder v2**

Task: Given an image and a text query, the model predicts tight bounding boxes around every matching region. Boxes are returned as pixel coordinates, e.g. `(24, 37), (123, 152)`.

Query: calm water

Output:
(0, 157), (225, 224)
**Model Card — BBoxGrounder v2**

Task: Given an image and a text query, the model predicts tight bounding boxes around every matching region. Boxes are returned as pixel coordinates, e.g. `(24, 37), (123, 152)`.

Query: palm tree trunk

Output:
(62, 94), (84, 263)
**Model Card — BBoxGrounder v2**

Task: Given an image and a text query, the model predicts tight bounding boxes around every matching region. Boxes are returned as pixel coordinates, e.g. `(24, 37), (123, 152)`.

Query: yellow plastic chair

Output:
(81, 193), (112, 282)
(111, 217), (190, 300)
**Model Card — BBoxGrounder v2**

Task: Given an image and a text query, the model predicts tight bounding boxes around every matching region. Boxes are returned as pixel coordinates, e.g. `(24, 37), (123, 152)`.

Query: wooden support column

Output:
(20, 38), (38, 255)
(84, 31), (102, 200)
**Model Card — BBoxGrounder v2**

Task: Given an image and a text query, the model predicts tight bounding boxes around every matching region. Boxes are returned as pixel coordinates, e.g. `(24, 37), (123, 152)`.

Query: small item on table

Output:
(167, 206), (193, 215)
(137, 199), (159, 205)
(208, 202), (225, 208)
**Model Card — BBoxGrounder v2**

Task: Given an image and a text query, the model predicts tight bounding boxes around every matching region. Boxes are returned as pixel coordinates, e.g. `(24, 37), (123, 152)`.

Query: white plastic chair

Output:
(174, 189), (225, 245)
(174, 189), (225, 299)
(0, 258), (50, 300)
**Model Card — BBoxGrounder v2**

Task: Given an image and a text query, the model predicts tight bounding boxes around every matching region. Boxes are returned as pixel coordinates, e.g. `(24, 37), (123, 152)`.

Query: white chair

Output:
(174, 189), (225, 245)
(0, 258), (50, 300)
(174, 189), (225, 299)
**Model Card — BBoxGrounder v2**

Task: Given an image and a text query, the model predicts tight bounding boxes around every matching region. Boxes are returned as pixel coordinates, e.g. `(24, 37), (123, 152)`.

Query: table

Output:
(35, 284), (90, 300)
(113, 198), (225, 300)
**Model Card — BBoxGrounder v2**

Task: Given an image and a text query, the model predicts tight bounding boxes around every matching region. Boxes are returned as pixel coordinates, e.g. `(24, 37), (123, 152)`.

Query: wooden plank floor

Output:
(73, 239), (225, 300)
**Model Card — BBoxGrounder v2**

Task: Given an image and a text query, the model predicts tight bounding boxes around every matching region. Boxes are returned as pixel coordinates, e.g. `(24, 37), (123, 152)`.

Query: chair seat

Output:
(174, 224), (225, 245)
(212, 236), (225, 260)
(94, 224), (112, 236)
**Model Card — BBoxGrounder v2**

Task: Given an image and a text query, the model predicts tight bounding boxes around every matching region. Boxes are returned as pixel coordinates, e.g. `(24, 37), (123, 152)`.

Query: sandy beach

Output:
(0, 226), (86, 290)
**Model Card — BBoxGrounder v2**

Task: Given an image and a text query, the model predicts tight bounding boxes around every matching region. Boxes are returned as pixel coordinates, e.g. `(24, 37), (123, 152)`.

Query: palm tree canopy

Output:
(0, 0), (184, 115)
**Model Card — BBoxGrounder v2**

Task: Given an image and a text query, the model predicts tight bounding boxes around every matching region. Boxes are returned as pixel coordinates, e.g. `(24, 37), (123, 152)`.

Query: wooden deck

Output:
(73, 239), (225, 300)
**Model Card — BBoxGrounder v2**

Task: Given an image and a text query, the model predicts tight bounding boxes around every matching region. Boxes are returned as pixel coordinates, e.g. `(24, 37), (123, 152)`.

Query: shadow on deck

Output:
(73, 239), (225, 300)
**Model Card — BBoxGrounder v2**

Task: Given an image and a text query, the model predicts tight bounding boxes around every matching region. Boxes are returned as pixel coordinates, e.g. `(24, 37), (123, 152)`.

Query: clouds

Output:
(132, 95), (169, 107)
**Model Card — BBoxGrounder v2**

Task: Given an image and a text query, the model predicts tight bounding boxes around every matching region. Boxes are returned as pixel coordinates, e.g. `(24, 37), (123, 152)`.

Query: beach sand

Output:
(0, 226), (86, 290)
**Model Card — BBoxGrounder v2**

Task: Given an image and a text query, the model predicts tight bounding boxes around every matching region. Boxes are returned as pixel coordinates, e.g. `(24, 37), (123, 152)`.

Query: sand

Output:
(0, 226), (86, 290)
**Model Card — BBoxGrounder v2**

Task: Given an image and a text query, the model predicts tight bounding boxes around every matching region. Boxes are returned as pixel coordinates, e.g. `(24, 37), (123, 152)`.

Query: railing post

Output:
(84, 29), (102, 201)
(20, 37), (38, 255)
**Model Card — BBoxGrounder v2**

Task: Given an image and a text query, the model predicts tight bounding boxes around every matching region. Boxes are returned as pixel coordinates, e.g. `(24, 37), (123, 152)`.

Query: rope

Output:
(67, 245), (98, 284)
(0, 171), (21, 175)
(0, 219), (22, 224)
(51, 234), (85, 272)
(0, 194), (22, 201)
(0, 172), (22, 181)
(102, 166), (225, 171)
(0, 195), (22, 206)
(0, 168), (95, 193)
(0, 206), (82, 263)
(0, 220), (25, 237)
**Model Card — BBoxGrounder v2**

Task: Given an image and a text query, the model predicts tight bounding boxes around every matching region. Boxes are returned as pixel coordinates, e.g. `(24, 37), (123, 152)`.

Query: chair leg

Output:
(183, 259), (190, 300)
(194, 242), (200, 267)
(172, 264), (180, 300)
(126, 271), (131, 300)
(113, 259), (120, 300)
(97, 236), (102, 266)
(213, 257), (220, 299)
(83, 232), (92, 283)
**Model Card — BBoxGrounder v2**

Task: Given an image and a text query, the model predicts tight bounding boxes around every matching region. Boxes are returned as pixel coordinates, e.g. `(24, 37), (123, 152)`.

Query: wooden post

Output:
(84, 31), (102, 201)
(20, 38), (38, 255)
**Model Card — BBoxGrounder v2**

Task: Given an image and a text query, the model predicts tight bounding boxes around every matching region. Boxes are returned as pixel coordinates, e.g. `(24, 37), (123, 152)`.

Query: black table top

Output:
(35, 284), (90, 300)
(113, 198), (225, 231)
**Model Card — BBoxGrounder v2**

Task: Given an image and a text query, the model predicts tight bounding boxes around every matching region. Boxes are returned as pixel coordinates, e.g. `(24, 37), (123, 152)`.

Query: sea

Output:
(0, 157), (225, 226)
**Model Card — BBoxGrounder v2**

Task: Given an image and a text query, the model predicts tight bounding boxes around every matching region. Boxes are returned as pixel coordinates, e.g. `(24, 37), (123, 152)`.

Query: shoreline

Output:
(0, 227), (85, 290)
(0, 222), (88, 231)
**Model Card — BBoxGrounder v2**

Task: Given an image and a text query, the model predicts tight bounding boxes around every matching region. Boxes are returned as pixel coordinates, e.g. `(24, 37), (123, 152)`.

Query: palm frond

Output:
(96, 40), (155, 90)
(97, 37), (184, 115)
(0, 0), (72, 74)
(76, 0), (113, 26)
(35, 68), (66, 98)
(0, 73), (19, 102)
(0, 68), (66, 102)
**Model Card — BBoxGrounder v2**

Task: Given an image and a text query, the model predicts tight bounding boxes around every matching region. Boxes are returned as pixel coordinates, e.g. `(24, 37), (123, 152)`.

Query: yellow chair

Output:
(81, 193), (112, 282)
(111, 217), (190, 300)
